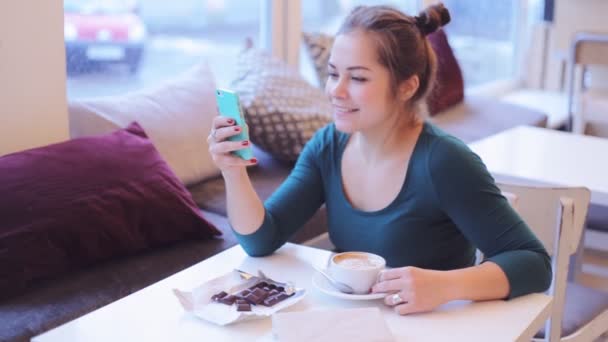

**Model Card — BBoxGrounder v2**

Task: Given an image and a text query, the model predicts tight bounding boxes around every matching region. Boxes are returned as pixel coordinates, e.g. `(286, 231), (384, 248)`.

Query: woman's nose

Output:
(328, 77), (348, 99)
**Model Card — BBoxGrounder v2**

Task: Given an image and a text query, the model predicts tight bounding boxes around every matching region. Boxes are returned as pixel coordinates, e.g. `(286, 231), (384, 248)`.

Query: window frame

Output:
(276, 0), (537, 91)
(263, 0), (301, 67)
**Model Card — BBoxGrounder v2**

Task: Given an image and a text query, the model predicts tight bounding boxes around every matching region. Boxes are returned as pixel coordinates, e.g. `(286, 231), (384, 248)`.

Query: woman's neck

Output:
(353, 112), (423, 165)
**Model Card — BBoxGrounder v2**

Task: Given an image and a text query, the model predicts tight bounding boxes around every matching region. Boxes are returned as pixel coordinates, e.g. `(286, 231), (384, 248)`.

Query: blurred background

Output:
(65, 0), (538, 99)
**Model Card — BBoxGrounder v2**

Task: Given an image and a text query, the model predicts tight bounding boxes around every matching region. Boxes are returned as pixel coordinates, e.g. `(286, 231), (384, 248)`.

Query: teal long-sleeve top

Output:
(234, 122), (552, 298)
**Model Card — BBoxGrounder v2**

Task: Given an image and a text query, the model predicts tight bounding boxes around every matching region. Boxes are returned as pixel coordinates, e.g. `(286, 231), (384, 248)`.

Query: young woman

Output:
(207, 4), (551, 315)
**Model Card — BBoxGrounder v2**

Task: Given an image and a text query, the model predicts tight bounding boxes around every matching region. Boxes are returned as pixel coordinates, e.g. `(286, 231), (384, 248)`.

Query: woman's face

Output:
(325, 30), (397, 133)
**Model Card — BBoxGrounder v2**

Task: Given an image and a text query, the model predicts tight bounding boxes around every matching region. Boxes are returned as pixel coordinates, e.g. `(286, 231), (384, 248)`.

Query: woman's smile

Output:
(332, 104), (359, 117)
(332, 105), (360, 125)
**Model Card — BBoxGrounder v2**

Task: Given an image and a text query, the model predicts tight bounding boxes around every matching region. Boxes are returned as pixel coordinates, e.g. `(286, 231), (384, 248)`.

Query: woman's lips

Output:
(333, 105), (359, 116)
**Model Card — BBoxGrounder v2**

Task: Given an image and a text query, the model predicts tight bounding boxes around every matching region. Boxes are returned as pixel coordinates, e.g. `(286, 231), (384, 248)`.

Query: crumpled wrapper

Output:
(173, 270), (306, 326)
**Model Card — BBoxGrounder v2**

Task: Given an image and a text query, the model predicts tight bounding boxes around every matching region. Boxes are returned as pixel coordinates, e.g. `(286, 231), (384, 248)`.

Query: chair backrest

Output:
(572, 32), (608, 66)
(567, 32), (608, 131)
(496, 183), (590, 342)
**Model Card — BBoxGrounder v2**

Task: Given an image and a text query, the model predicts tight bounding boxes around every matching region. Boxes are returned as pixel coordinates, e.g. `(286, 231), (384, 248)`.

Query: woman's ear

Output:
(398, 75), (420, 102)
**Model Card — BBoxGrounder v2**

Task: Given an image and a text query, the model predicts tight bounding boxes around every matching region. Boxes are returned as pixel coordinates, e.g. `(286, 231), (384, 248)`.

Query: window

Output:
(64, 0), (261, 99)
(298, 0), (420, 86)
(440, 0), (521, 87)
(301, 0), (420, 35)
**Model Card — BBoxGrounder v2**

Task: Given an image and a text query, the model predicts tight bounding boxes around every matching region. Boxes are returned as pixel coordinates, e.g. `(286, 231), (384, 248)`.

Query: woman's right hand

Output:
(207, 116), (257, 174)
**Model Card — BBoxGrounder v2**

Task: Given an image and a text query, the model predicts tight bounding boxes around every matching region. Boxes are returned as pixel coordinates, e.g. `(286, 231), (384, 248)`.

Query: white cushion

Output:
(68, 63), (220, 185)
(501, 89), (569, 129)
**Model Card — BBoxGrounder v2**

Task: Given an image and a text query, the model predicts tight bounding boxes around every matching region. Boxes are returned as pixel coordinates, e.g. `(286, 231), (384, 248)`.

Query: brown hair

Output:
(337, 3), (451, 110)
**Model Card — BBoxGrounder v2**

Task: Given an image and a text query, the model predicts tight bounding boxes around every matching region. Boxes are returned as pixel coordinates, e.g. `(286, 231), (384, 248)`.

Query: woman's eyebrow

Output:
(328, 62), (371, 71)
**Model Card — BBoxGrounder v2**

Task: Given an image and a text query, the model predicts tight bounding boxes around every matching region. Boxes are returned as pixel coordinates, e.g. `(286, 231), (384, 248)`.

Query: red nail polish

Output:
(242, 141), (249, 146)
(234, 127), (241, 132)
(227, 119), (235, 124)
(250, 158), (257, 164)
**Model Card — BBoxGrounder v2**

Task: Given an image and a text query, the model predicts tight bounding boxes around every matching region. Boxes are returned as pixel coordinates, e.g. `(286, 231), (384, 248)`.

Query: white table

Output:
(469, 126), (608, 206)
(33, 243), (552, 342)
(470, 125), (608, 257)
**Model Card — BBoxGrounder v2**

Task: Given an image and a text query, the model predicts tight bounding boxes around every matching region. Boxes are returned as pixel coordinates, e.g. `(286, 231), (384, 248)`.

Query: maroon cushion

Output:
(0, 122), (220, 300)
(427, 29), (465, 116)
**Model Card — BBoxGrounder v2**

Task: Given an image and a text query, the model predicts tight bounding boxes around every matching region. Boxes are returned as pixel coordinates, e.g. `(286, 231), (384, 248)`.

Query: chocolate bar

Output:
(256, 282), (269, 288)
(211, 291), (228, 301)
(236, 289), (251, 298)
(235, 299), (251, 312)
(219, 294), (237, 305)
(210, 280), (293, 310)
(251, 288), (270, 300)
(262, 291), (293, 307)
(244, 293), (261, 305)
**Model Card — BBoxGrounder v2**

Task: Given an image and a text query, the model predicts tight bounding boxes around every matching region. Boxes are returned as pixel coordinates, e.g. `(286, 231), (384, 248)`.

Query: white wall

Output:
(545, 0), (608, 90)
(0, 0), (68, 156)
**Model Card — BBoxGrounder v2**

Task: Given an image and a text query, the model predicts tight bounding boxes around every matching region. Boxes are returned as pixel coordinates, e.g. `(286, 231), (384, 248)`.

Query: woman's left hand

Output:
(371, 266), (451, 315)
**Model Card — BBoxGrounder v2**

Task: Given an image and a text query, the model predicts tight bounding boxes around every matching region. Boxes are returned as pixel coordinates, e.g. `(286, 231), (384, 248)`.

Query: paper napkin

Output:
(272, 307), (395, 342)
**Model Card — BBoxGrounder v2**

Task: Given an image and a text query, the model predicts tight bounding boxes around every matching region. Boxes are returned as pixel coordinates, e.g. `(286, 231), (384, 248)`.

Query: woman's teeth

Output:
(336, 107), (358, 113)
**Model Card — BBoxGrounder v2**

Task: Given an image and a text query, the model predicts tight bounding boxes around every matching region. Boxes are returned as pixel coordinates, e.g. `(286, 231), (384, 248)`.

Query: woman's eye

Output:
(328, 72), (338, 79)
(351, 76), (367, 82)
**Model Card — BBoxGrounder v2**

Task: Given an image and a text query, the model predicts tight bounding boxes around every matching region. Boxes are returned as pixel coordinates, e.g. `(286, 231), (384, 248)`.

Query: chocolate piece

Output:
(236, 303), (252, 312)
(268, 284), (277, 290)
(275, 292), (290, 301)
(262, 295), (281, 307)
(219, 295), (237, 305)
(262, 291), (293, 306)
(269, 289), (279, 296)
(236, 289), (251, 298)
(211, 291), (228, 301)
(256, 282), (268, 288)
(244, 292), (263, 305)
(276, 286), (284, 292)
(251, 287), (270, 300)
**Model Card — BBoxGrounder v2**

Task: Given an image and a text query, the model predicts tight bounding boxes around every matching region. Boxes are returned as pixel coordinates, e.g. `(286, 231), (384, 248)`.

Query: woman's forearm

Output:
(442, 261), (510, 302)
(223, 169), (265, 234)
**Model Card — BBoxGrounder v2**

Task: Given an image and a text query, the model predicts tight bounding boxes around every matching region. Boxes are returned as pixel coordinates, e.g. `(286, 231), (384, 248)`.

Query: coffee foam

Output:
(334, 253), (382, 270)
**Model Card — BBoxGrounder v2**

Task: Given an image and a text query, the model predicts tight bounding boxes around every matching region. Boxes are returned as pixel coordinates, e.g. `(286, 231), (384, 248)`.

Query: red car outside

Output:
(64, 0), (147, 74)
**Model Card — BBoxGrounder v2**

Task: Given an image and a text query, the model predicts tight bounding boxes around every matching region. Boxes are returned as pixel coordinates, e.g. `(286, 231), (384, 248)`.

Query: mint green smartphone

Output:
(215, 88), (254, 160)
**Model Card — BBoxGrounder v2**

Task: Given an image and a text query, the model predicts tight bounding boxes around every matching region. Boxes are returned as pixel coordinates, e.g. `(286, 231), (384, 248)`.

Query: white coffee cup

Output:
(328, 251), (386, 294)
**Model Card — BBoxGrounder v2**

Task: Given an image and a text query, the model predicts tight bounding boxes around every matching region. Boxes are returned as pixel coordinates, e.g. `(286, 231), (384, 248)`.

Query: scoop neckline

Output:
(336, 122), (426, 216)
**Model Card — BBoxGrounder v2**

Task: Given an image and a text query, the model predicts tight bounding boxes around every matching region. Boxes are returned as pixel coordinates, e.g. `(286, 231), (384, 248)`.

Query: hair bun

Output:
(415, 3), (451, 36)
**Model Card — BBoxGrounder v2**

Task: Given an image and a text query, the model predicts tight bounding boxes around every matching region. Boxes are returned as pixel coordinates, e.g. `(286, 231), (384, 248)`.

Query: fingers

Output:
(208, 115), (255, 171)
(373, 267), (416, 294)
(209, 140), (250, 155)
(372, 278), (406, 294)
(394, 302), (418, 315)
(213, 153), (255, 167)
(384, 292), (421, 315)
(208, 115), (240, 143)
(377, 267), (413, 282)
(213, 115), (236, 129)
(209, 140), (255, 166)
(208, 125), (243, 144)
(384, 290), (409, 306)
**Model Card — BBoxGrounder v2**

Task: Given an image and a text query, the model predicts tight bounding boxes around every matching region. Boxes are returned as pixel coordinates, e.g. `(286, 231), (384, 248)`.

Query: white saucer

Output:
(312, 269), (385, 301)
